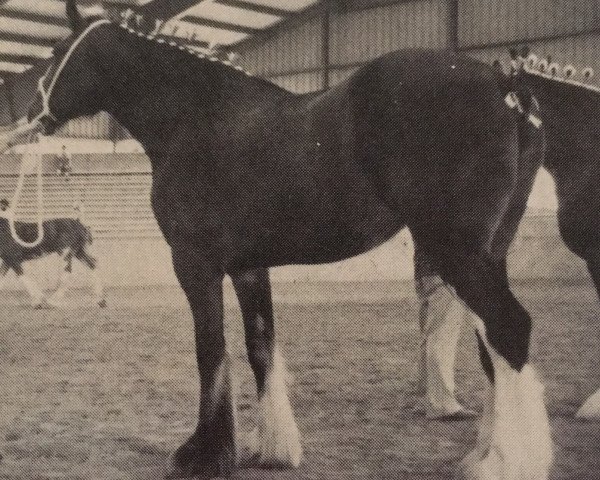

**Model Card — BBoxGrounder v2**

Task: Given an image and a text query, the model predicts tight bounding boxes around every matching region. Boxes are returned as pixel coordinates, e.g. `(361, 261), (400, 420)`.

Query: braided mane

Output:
(87, 6), (254, 78)
(117, 24), (253, 77)
(515, 53), (600, 95)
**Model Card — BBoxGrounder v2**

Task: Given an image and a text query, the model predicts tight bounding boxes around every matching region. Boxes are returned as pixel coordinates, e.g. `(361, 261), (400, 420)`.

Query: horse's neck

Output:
(528, 79), (596, 173)
(99, 38), (290, 163)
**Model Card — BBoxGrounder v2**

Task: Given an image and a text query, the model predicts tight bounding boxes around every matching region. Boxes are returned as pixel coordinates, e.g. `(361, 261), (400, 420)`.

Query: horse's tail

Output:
(72, 218), (93, 247)
(494, 63), (541, 129)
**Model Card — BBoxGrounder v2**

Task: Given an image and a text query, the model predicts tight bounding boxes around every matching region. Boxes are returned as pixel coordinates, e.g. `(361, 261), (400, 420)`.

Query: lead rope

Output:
(9, 132), (44, 248)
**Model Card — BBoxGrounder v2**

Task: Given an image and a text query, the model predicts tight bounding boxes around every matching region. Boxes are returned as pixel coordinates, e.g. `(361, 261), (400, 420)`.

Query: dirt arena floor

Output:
(0, 279), (598, 480)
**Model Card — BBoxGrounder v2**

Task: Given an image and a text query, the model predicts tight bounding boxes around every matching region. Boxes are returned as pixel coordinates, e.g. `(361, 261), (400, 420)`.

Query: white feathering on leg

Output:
(20, 274), (44, 306)
(463, 320), (553, 480)
(255, 346), (302, 468)
(462, 382), (494, 478)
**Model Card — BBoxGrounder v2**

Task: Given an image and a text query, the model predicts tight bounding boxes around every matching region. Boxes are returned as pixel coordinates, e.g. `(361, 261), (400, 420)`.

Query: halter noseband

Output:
(32, 19), (111, 127)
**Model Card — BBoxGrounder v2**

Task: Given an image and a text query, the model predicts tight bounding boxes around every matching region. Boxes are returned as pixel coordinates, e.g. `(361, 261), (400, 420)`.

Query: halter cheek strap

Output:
(32, 19), (111, 125)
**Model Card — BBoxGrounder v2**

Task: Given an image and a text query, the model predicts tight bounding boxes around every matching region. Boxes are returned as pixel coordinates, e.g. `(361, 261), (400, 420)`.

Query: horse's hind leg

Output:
(231, 268), (302, 469)
(48, 251), (73, 306)
(0, 261), (9, 290)
(167, 251), (236, 478)
(76, 251), (106, 307)
(435, 249), (553, 480)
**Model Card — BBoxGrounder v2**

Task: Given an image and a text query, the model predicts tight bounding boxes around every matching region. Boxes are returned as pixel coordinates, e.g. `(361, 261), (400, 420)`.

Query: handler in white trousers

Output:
(414, 243), (477, 420)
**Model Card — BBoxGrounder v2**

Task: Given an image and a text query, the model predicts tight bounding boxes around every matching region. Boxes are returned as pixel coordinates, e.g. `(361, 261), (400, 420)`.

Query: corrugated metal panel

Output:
(57, 112), (114, 139)
(0, 154), (159, 239)
(238, 15), (323, 76)
(467, 32), (600, 88)
(459, 0), (600, 48)
(329, 0), (451, 66)
(268, 71), (324, 93)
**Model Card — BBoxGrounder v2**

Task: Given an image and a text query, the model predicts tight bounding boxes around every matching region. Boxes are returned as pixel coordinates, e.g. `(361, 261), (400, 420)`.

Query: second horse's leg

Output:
(0, 261), (10, 290)
(13, 263), (47, 308)
(440, 252), (553, 480)
(231, 268), (302, 468)
(48, 251), (73, 306)
(76, 251), (106, 307)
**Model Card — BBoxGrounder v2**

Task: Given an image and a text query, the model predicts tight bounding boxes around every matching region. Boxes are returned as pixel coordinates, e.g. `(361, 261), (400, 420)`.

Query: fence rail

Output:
(0, 171), (161, 239)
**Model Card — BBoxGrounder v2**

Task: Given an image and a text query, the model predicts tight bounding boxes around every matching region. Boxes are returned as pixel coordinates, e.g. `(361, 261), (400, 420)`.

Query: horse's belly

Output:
(226, 195), (401, 270)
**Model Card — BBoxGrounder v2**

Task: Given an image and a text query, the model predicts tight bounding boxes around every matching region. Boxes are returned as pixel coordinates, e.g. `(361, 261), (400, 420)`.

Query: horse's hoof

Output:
(166, 436), (236, 479)
(97, 299), (107, 308)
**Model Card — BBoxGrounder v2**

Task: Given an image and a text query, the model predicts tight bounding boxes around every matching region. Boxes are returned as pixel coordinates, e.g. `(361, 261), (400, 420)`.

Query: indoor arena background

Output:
(0, 1), (598, 479)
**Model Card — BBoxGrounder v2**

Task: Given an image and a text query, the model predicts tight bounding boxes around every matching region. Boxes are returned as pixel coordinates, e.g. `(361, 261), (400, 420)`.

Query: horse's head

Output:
(27, 1), (111, 135)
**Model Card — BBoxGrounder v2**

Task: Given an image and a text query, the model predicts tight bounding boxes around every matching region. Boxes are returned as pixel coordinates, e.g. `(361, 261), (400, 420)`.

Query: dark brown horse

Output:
(13, 2), (554, 478)
(513, 52), (600, 418)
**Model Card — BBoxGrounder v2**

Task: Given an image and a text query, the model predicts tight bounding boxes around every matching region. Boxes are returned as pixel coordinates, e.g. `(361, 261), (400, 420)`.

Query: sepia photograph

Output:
(0, 0), (597, 478)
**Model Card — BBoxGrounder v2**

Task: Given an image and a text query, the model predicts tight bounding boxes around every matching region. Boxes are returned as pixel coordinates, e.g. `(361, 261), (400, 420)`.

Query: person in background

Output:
(0, 198), (10, 214)
(413, 242), (477, 420)
(56, 145), (73, 180)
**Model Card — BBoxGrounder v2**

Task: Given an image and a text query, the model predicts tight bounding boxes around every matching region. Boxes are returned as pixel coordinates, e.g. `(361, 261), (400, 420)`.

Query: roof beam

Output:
(0, 8), (67, 28)
(0, 52), (39, 64)
(0, 32), (55, 48)
(136, 0), (203, 19)
(214, 0), (292, 18)
(180, 16), (261, 35)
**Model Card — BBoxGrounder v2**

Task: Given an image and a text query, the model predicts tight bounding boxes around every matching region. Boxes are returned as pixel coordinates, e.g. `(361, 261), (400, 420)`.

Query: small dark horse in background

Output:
(0, 199), (105, 308)
(17, 2), (556, 479)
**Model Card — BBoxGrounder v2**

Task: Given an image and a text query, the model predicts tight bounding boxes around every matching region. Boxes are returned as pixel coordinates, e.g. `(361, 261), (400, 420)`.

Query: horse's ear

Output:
(66, 0), (84, 33)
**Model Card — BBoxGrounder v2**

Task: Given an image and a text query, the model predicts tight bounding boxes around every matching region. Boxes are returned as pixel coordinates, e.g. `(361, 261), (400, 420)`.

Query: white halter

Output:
(31, 19), (111, 125)
(10, 19), (110, 248)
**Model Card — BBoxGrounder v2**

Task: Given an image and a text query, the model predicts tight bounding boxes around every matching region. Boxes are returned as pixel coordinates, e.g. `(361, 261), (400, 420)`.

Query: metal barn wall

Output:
(328, 0), (452, 65)
(238, 0), (600, 93)
(239, 15), (324, 77)
(458, 0), (600, 49)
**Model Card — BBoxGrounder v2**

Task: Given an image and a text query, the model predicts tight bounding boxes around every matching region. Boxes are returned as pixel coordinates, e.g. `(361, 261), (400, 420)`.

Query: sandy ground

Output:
(0, 280), (598, 480)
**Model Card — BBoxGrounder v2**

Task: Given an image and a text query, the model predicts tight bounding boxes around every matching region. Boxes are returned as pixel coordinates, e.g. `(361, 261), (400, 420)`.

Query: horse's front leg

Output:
(13, 263), (48, 308)
(231, 268), (302, 469)
(0, 260), (9, 290)
(48, 252), (72, 307)
(167, 250), (237, 479)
